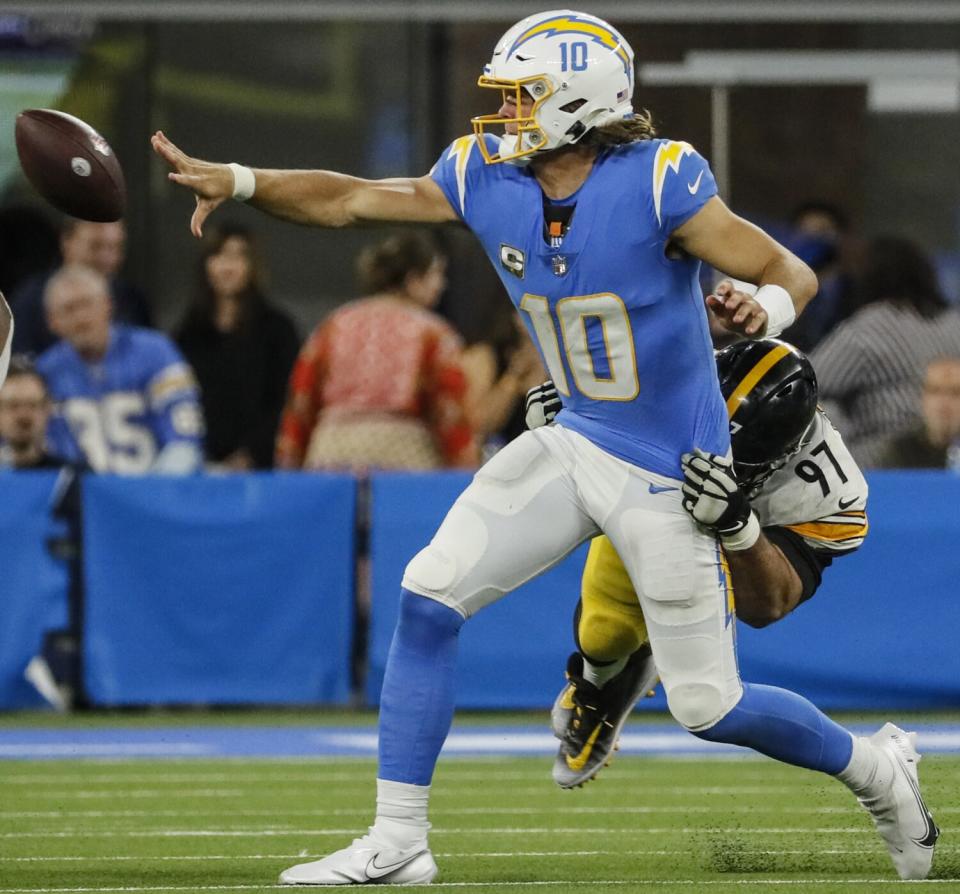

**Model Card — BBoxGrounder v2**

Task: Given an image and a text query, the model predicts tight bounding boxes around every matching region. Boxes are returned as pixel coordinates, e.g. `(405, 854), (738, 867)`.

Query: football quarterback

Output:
(155, 7), (936, 885)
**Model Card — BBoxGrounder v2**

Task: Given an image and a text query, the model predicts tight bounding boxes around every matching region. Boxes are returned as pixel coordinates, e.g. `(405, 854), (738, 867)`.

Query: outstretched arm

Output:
(151, 132), (458, 238)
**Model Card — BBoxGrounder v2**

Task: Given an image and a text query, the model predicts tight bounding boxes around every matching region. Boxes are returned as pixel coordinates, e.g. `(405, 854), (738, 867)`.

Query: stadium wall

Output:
(0, 470), (957, 711)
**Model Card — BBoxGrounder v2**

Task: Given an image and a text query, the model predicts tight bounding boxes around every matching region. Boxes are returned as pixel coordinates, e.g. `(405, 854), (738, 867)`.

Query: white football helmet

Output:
(471, 9), (635, 164)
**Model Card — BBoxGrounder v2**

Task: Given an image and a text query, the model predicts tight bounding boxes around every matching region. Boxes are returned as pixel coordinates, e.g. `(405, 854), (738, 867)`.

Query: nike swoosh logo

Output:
(649, 483), (679, 494)
(365, 852), (419, 880)
(889, 745), (940, 850)
(837, 496), (859, 510)
(687, 171), (704, 194)
(565, 723), (602, 771)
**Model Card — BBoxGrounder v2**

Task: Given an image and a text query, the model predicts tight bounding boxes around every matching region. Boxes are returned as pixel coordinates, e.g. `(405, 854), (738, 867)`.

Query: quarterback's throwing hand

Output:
(706, 280), (768, 337)
(150, 131), (232, 238)
(525, 380), (562, 430)
(681, 448), (760, 551)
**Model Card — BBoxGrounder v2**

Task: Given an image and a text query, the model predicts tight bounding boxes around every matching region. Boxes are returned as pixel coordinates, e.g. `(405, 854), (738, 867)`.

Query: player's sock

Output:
(377, 588), (463, 787)
(693, 681), (854, 774)
(581, 653), (627, 689)
(836, 733), (885, 795)
(371, 778), (431, 848)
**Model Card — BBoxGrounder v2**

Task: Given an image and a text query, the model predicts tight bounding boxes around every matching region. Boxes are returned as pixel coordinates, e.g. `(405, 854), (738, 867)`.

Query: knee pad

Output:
(665, 681), (729, 732)
(577, 607), (643, 663)
(403, 543), (459, 596)
(401, 503), (488, 603)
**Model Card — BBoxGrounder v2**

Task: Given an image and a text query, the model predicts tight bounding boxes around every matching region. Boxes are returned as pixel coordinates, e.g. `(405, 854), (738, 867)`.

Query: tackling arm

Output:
(681, 450), (829, 628)
(151, 132), (457, 238)
(723, 535), (804, 628)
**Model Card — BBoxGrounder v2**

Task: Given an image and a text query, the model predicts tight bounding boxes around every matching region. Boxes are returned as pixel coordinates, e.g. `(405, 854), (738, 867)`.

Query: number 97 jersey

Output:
(431, 134), (728, 478)
(753, 410), (869, 556)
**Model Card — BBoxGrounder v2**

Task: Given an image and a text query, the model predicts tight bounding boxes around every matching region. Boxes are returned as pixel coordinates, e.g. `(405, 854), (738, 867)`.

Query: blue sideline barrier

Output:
(368, 470), (960, 710)
(82, 474), (355, 706)
(736, 471), (960, 710)
(3, 469), (956, 712)
(0, 472), (69, 709)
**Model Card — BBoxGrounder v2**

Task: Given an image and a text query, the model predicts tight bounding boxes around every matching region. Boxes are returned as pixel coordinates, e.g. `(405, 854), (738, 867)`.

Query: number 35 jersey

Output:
(37, 324), (204, 473)
(431, 134), (728, 478)
(753, 410), (869, 556)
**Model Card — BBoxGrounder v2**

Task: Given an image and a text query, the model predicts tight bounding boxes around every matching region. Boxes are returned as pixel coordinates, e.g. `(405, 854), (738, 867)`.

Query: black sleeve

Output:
(762, 525), (834, 605)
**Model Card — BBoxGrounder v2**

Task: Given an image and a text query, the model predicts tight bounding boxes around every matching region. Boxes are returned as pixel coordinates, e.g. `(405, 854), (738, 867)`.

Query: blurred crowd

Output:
(2, 206), (960, 479)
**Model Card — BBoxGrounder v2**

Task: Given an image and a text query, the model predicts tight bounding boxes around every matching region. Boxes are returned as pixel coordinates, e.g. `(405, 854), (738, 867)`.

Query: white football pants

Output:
(403, 425), (743, 731)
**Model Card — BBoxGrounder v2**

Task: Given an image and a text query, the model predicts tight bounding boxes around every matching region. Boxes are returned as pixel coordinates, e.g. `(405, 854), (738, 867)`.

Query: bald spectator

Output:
(10, 218), (150, 355)
(37, 265), (203, 474)
(878, 357), (960, 469)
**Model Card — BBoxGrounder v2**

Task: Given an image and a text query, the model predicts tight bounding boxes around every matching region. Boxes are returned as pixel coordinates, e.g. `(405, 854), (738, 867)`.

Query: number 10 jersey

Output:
(431, 133), (728, 478)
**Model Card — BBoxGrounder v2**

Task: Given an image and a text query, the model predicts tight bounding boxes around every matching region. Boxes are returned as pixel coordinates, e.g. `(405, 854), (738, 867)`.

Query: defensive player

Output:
(152, 10), (936, 884)
(527, 339), (871, 786)
(0, 292), (12, 390)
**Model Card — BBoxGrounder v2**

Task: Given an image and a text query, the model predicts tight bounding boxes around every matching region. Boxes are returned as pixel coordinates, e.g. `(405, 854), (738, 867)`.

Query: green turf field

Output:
(1, 752), (956, 893)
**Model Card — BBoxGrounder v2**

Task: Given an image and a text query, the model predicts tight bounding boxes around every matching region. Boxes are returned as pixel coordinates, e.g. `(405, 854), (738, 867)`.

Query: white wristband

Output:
(753, 284), (796, 338)
(720, 512), (761, 552)
(227, 163), (256, 202)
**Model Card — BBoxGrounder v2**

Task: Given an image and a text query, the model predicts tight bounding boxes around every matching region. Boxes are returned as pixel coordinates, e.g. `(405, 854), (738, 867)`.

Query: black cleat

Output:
(552, 644), (658, 789)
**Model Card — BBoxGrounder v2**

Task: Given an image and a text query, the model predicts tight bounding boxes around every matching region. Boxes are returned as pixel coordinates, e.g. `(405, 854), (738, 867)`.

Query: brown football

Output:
(15, 109), (126, 222)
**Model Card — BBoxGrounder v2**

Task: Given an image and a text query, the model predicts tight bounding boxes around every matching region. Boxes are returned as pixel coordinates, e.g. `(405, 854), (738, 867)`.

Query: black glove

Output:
(680, 448), (760, 551)
(525, 380), (562, 430)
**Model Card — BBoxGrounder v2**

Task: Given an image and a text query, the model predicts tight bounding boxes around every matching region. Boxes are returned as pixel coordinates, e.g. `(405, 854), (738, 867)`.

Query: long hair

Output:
(182, 223), (267, 333)
(580, 109), (658, 147)
(857, 237), (947, 320)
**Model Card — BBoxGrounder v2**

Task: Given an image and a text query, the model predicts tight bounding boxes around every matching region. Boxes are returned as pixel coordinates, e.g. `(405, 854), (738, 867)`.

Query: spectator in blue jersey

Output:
(10, 218), (151, 356)
(176, 223), (300, 470)
(154, 9), (938, 885)
(37, 265), (204, 474)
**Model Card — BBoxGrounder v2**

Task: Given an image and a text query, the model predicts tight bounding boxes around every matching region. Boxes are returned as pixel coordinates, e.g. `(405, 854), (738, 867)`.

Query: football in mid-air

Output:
(15, 108), (126, 222)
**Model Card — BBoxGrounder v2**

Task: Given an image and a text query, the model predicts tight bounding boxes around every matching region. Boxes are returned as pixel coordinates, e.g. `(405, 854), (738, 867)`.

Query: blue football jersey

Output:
(37, 325), (204, 473)
(431, 135), (729, 476)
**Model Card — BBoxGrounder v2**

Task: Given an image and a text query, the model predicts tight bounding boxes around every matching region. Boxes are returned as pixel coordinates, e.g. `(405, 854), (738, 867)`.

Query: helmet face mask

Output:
(733, 415), (815, 499)
(472, 10), (635, 164)
(472, 76), (556, 164)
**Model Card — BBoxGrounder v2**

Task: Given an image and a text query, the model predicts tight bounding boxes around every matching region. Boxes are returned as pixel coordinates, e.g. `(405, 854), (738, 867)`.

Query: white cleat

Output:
(858, 722), (939, 880)
(279, 836), (438, 886)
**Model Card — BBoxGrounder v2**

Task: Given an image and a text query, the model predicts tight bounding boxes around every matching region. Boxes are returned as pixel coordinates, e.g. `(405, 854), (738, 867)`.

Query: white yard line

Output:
(12, 789), (244, 799)
(0, 805), (883, 818)
(0, 826), (886, 839)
